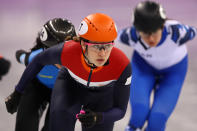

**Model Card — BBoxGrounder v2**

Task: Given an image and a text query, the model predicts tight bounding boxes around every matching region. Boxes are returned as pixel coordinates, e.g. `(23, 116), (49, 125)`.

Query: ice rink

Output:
(0, 0), (197, 130)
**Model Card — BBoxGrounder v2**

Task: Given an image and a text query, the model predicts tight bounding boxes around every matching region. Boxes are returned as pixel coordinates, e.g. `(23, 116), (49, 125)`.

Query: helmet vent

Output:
(108, 22), (114, 32)
(89, 21), (98, 31)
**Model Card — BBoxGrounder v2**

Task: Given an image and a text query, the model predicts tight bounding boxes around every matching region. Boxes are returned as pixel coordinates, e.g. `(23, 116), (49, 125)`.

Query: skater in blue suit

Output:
(117, 1), (197, 131)
(5, 18), (76, 131)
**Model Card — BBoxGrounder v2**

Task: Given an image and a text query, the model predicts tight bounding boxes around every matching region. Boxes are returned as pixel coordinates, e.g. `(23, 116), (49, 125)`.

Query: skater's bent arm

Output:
(15, 44), (64, 93)
(102, 64), (131, 123)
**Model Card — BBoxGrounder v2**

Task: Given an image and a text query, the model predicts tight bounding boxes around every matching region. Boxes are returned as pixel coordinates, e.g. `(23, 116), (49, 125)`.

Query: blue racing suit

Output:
(15, 48), (60, 131)
(118, 20), (196, 131)
(15, 40), (132, 131)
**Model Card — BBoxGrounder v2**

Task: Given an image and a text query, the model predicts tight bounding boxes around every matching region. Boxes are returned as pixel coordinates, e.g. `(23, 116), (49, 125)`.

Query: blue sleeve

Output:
(18, 53), (26, 65)
(15, 44), (64, 93)
(18, 49), (43, 65)
(117, 29), (130, 45)
(28, 49), (43, 63)
(102, 64), (131, 123)
(117, 27), (138, 46)
(171, 24), (196, 45)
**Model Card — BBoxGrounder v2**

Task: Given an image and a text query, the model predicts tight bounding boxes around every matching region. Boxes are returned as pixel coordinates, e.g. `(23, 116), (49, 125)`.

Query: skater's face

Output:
(81, 40), (114, 67)
(139, 29), (162, 47)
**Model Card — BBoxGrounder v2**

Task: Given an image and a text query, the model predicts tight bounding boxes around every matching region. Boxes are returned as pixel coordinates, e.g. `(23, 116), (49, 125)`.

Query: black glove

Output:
(0, 57), (11, 77)
(5, 89), (22, 114)
(15, 49), (27, 63)
(77, 109), (103, 128)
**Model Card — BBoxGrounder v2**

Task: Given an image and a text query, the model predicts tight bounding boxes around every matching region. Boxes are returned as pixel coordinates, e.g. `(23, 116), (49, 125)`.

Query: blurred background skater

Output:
(5, 18), (76, 131)
(0, 55), (11, 81)
(117, 1), (197, 131)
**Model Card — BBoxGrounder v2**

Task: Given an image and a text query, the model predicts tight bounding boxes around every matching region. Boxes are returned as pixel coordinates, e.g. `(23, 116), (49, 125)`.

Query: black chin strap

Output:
(80, 40), (97, 68)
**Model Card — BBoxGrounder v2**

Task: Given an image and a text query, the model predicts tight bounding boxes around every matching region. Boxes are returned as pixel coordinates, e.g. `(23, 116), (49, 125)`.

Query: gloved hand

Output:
(77, 109), (103, 128)
(5, 89), (22, 114)
(15, 49), (27, 63)
(0, 57), (11, 77)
